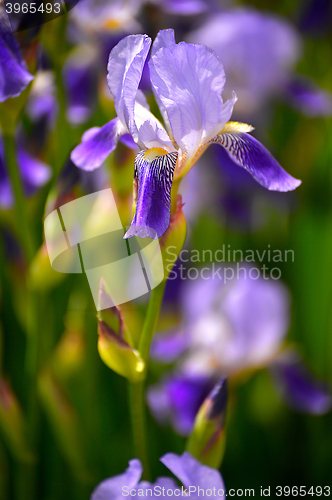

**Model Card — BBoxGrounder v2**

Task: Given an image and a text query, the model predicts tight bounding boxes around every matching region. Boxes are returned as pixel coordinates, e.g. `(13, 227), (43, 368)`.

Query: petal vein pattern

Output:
(212, 130), (301, 191)
(124, 150), (178, 239)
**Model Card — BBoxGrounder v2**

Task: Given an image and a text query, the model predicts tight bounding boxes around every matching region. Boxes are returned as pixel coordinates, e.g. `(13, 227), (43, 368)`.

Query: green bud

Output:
(97, 280), (145, 382)
(186, 378), (228, 469)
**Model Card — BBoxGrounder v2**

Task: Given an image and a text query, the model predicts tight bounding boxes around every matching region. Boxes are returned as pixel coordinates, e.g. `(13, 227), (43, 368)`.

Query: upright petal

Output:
(107, 34), (151, 148)
(71, 118), (127, 171)
(149, 35), (234, 174)
(271, 351), (332, 415)
(0, 7), (33, 101)
(211, 122), (301, 192)
(161, 452), (226, 497)
(124, 149), (178, 239)
(91, 459), (143, 500)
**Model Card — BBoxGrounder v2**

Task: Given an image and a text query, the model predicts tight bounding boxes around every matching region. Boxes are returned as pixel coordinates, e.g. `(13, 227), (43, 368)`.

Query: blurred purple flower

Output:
(0, 6), (33, 102)
(271, 351), (332, 415)
(71, 30), (300, 239)
(0, 136), (51, 208)
(148, 267), (331, 434)
(187, 8), (332, 117)
(91, 452), (226, 499)
(63, 46), (99, 125)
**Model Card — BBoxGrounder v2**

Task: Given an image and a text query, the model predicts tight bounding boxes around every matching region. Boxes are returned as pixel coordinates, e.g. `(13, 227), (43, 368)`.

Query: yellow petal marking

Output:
(143, 147), (169, 162)
(219, 121), (254, 135)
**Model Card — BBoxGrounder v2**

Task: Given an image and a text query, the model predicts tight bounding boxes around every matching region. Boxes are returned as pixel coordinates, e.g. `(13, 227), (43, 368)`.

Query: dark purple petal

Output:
(285, 77), (332, 117)
(0, 7), (33, 101)
(124, 150), (178, 239)
(147, 375), (215, 436)
(212, 131), (301, 192)
(71, 118), (126, 171)
(161, 452), (226, 496)
(151, 328), (190, 363)
(271, 352), (332, 415)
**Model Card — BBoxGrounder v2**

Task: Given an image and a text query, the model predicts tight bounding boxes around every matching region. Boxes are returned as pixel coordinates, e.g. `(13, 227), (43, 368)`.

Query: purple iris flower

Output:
(148, 267), (331, 434)
(71, 30), (301, 239)
(91, 452), (226, 499)
(0, 6), (33, 102)
(0, 136), (51, 208)
(187, 8), (332, 117)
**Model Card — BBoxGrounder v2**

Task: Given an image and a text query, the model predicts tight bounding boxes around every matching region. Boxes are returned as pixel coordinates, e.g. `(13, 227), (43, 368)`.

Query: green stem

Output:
(128, 281), (166, 478)
(128, 382), (150, 479)
(3, 134), (34, 262)
(138, 281), (167, 362)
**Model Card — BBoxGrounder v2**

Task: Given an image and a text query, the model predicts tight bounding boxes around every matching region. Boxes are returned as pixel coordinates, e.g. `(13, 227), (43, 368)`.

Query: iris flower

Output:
(91, 451), (226, 499)
(147, 267), (331, 435)
(71, 29), (301, 239)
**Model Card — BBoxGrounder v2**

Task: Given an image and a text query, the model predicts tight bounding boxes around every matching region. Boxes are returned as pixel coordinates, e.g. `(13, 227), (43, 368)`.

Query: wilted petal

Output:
(149, 32), (234, 172)
(161, 452), (225, 496)
(91, 459), (142, 500)
(124, 149), (178, 239)
(285, 77), (332, 117)
(0, 7), (33, 101)
(271, 351), (332, 415)
(107, 34), (151, 148)
(71, 118), (127, 171)
(211, 123), (301, 191)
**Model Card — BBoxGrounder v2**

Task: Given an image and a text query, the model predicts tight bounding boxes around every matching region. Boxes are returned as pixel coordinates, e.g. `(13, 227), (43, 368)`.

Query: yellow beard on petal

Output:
(220, 121), (255, 134)
(143, 147), (169, 162)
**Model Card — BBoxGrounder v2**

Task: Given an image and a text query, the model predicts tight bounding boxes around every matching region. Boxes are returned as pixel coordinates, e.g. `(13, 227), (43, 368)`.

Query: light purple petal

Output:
(212, 131), (301, 192)
(151, 28), (176, 57)
(107, 34), (151, 147)
(0, 7), (33, 101)
(271, 351), (332, 415)
(151, 328), (190, 363)
(180, 266), (290, 373)
(149, 35), (234, 170)
(285, 77), (332, 117)
(91, 459), (143, 500)
(124, 150), (178, 239)
(161, 452), (226, 497)
(71, 118), (126, 171)
(160, 0), (209, 15)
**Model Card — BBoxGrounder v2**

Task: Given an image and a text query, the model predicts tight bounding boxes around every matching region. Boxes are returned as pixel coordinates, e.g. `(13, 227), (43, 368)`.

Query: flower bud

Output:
(186, 378), (228, 469)
(97, 281), (145, 382)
